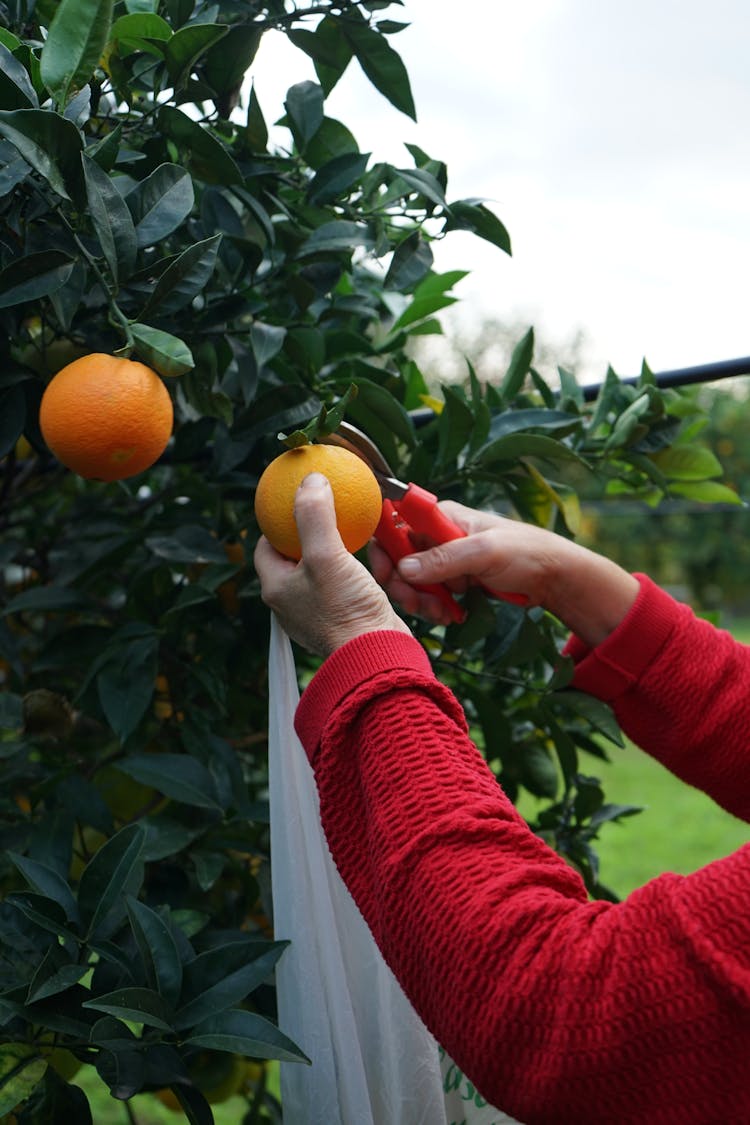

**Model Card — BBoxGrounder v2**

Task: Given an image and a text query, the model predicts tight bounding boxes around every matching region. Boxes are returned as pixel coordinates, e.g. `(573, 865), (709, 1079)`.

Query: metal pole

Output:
(582, 356), (750, 401)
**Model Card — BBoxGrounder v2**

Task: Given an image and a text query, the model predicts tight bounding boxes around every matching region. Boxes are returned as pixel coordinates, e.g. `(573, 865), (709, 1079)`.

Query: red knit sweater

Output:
(295, 575), (750, 1125)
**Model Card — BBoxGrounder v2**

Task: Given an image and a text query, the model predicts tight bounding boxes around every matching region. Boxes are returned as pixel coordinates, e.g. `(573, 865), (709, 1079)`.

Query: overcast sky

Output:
(250, 1), (750, 385)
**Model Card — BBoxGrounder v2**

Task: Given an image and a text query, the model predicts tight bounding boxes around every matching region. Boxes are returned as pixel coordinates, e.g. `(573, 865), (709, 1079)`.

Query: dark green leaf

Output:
(437, 385), (474, 466)
(84, 986), (173, 1031)
(141, 233), (221, 317)
(475, 433), (587, 468)
(174, 941), (288, 1029)
(95, 1046), (145, 1100)
(444, 198), (512, 254)
(249, 322), (286, 369)
(391, 290), (456, 331)
(0, 692), (22, 730)
(344, 22), (415, 119)
(6, 852), (79, 923)
(117, 753), (222, 810)
(125, 163), (194, 247)
(126, 897), (183, 1008)
(500, 327), (534, 401)
(1, 586), (88, 615)
(288, 17), (353, 96)
(0, 108), (84, 201)
(245, 81), (267, 150)
(298, 220), (374, 257)
(186, 1009), (309, 1064)
(303, 116), (359, 169)
(384, 231), (433, 291)
(40, 0), (114, 107)
(78, 822), (146, 938)
(392, 166), (447, 209)
(204, 24), (261, 97)
(519, 744), (559, 799)
(145, 524), (227, 563)
(26, 948), (89, 1003)
(0, 250), (75, 309)
(307, 150), (370, 205)
(109, 11), (172, 47)
(159, 106), (242, 185)
(284, 79), (324, 147)
(82, 153), (137, 283)
(165, 23), (228, 89)
(96, 630), (158, 743)
(0, 42), (39, 108)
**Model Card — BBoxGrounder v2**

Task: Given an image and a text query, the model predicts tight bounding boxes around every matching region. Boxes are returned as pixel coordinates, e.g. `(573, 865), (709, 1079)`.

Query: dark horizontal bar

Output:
(410, 356), (750, 426)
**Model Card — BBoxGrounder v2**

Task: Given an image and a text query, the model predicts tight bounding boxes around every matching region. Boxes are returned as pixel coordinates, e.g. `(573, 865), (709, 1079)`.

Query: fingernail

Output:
(399, 556), (421, 578)
(300, 472), (328, 491)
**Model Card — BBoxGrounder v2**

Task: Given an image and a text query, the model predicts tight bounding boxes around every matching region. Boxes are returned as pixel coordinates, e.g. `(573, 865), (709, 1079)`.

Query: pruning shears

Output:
(323, 422), (529, 623)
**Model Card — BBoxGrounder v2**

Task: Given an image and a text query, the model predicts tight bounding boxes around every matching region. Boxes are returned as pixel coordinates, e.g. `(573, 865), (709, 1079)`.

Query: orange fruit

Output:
(254, 443), (382, 560)
(39, 353), (173, 481)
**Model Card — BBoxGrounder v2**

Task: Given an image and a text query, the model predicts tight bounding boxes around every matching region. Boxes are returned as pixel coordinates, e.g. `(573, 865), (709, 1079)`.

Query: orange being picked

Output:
(39, 353), (173, 481)
(254, 442), (383, 560)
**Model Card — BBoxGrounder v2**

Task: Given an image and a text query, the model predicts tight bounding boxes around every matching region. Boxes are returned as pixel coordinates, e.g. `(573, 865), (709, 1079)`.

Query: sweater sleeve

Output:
(566, 573), (750, 821)
(295, 624), (750, 1125)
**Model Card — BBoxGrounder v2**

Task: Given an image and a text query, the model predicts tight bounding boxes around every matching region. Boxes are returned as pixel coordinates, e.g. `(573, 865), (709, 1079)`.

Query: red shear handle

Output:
(375, 502), (465, 623)
(396, 484), (530, 608)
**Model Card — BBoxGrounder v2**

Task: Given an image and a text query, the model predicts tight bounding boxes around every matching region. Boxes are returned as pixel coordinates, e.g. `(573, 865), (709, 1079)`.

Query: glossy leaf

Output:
(7, 852), (79, 923)
(141, 233), (221, 317)
(298, 219), (374, 256)
(288, 17), (353, 96)
(186, 1008), (309, 1063)
(307, 150), (370, 205)
(0, 108), (84, 201)
(204, 24), (262, 96)
(344, 20), (415, 120)
(0, 250), (75, 309)
(130, 323), (194, 377)
(0, 42), (39, 108)
(500, 327), (535, 401)
(475, 432), (587, 468)
(165, 22), (228, 88)
(82, 153), (137, 283)
(284, 79), (324, 147)
(40, 0), (114, 107)
(444, 198), (512, 254)
(78, 822), (146, 938)
(126, 897), (183, 1008)
(650, 444), (723, 481)
(160, 108), (244, 184)
(96, 630), (159, 744)
(174, 940), (288, 1029)
(84, 986), (174, 1031)
(125, 162), (194, 248)
(116, 753), (223, 810)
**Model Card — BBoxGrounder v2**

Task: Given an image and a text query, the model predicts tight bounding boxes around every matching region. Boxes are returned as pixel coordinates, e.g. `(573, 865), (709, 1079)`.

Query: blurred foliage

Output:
(578, 378), (750, 613)
(0, 0), (741, 1121)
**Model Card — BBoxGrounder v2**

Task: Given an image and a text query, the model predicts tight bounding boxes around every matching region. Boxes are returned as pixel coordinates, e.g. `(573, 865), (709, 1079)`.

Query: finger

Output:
(293, 472), (346, 562)
(397, 530), (499, 585)
(253, 535), (298, 599)
(368, 539), (396, 586)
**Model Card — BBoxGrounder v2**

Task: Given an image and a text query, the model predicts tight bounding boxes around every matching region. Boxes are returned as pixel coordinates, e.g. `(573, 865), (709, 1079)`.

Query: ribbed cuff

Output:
(565, 574), (681, 701)
(295, 630), (434, 758)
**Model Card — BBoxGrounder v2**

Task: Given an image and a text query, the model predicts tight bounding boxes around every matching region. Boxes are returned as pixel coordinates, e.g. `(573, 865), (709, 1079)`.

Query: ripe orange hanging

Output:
(254, 443), (383, 560)
(39, 353), (173, 481)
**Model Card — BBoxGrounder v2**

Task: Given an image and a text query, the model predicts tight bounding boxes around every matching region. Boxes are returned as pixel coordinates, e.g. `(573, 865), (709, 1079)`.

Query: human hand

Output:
(253, 472), (412, 658)
(370, 500), (639, 647)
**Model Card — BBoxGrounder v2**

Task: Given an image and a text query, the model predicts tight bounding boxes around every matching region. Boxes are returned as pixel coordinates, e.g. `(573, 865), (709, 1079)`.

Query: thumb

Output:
(293, 472), (345, 560)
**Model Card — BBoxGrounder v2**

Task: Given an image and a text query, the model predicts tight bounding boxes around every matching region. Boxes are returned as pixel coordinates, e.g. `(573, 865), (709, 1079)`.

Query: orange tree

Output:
(0, 1), (738, 1122)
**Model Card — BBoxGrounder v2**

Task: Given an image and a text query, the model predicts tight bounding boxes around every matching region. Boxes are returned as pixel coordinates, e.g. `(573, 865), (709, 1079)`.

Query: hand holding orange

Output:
(254, 443), (382, 560)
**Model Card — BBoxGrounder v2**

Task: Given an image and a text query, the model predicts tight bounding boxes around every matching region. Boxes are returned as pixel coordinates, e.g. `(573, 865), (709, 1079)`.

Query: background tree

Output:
(0, 1), (740, 1122)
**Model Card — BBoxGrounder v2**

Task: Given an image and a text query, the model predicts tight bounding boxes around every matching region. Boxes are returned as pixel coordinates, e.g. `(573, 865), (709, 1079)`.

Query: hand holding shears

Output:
(323, 423), (529, 623)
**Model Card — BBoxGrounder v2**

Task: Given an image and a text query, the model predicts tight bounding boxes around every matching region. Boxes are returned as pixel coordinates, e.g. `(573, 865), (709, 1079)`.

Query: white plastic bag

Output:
(268, 617), (448, 1125)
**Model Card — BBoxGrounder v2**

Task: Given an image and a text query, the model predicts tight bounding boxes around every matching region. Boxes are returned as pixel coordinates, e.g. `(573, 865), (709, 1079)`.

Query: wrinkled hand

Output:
(369, 500), (639, 648)
(253, 473), (412, 658)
